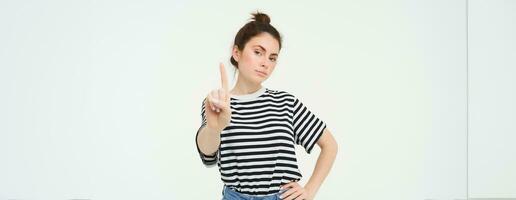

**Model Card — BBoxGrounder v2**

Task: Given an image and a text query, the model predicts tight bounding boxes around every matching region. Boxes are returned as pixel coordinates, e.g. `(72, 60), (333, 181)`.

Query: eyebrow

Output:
(253, 45), (278, 57)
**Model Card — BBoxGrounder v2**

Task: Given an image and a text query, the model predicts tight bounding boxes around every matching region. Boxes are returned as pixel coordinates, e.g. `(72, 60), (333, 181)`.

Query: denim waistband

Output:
(222, 186), (282, 200)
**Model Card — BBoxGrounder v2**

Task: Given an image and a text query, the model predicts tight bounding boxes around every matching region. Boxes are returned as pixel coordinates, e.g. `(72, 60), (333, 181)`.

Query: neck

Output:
(231, 74), (262, 95)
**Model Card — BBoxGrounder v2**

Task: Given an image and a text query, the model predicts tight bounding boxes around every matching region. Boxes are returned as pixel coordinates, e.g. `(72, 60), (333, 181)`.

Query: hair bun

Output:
(252, 12), (271, 24)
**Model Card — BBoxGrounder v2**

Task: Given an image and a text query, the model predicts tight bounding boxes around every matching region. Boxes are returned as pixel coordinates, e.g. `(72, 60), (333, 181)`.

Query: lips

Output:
(255, 70), (267, 77)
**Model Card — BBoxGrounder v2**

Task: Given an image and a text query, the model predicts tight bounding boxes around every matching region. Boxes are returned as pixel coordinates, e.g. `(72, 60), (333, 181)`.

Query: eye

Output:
(254, 50), (262, 56)
(270, 57), (277, 62)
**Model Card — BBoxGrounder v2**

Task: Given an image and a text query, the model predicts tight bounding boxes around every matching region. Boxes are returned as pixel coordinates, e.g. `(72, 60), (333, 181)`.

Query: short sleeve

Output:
(292, 96), (327, 154)
(195, 98), (218, 166)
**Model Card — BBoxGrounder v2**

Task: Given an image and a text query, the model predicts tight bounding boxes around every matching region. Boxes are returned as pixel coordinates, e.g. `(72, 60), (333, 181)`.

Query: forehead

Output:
(245, 33), (280, 54)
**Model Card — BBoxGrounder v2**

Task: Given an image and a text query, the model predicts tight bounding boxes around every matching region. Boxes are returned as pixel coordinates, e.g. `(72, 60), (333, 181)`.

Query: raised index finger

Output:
(219, 62), (229, 91)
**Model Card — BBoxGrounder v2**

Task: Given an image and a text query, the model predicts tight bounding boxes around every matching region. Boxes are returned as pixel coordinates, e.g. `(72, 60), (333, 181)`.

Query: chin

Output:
(242, 72), (267, 84)
(254, 76), (268, 83)
(252, 79), (265, 85)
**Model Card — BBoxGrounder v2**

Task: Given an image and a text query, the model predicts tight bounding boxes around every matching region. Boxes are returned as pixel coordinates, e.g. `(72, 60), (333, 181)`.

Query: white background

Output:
(468, 0), (516, 198)
(0, 0), (514, 199)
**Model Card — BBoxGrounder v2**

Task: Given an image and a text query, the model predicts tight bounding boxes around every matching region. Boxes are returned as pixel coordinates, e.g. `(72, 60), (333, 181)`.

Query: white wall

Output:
(468, 0), (516, 198)
(0, 0), (512, 200)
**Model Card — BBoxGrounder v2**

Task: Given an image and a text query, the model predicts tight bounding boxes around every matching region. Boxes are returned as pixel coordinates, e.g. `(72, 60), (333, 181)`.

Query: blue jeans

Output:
(222, 186), (282, 200)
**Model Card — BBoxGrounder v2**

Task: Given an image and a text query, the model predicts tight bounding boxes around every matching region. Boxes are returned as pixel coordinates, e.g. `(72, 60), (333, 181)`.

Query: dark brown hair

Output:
(230, 11), (282, 69)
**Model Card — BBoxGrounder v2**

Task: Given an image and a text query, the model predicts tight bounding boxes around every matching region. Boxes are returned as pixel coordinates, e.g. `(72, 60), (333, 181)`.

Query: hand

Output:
(280, 181), (314, 200)
(205, 63), (231, 132)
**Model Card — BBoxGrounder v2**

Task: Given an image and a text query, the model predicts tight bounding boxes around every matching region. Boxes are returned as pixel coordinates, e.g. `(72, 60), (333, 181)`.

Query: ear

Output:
(232, 45), (241, 62)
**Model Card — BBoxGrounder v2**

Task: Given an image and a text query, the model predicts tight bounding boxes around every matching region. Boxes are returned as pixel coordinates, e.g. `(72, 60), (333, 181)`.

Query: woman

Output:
(195, 12), (338, 200)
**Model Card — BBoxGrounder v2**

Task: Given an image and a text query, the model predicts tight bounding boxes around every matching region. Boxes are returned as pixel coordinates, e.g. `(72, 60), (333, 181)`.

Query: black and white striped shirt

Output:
(195, 87), (327, 196)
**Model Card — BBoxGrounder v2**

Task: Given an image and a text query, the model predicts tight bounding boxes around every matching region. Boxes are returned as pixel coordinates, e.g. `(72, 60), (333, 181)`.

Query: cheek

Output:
(243, 57), (255, 65)
(268, 64), (276, 72)
(239, 53), (258, 68)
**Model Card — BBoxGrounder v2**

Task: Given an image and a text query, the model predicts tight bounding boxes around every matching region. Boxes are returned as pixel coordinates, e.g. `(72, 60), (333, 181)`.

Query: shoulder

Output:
(264, 88), (298, 101)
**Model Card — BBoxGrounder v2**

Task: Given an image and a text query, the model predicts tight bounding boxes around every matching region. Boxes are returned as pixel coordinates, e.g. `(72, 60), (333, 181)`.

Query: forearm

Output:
(196, 126), (221, 155)
(305, 138), (338, 197)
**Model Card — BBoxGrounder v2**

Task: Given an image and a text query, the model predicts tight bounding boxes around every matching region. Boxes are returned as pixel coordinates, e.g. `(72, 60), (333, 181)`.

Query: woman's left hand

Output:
(279, 181), (314, 200)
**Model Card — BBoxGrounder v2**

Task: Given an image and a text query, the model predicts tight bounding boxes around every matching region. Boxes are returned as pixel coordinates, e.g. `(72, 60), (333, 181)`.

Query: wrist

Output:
(304, 182), (319, 198)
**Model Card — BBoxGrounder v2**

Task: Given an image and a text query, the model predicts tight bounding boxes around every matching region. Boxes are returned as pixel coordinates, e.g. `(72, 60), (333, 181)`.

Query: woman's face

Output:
(232, 33), (280, 84)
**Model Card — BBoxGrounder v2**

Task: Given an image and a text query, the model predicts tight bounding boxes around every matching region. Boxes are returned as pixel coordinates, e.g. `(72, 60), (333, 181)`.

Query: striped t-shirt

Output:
(195, 87), (327, 196)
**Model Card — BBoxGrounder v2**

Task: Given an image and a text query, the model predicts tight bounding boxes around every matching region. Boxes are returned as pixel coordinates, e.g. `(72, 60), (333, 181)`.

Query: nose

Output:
(260, 58), (270, 69)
